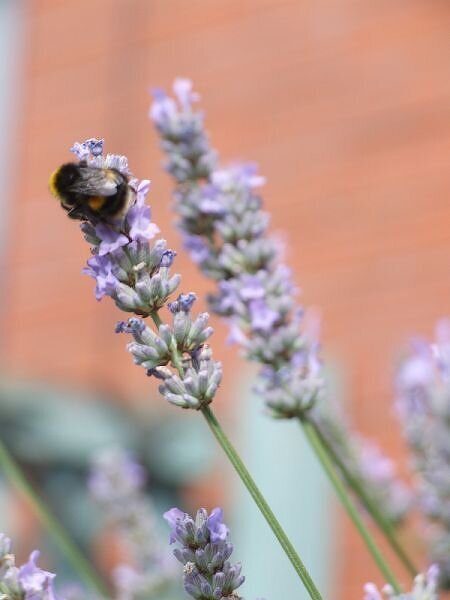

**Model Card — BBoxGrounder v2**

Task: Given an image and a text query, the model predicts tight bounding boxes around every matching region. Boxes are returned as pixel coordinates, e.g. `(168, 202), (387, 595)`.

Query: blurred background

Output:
(0, 1), (449, 599)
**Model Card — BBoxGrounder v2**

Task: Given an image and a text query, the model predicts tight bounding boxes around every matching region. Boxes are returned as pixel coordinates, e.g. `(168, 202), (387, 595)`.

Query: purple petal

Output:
(206, 507), (229, 542)
(70, 142), (90, 161)
(127, 204), (160, 242)
(18, 551), (57, 600)
(95, 223), (128, 256)
(249, 299), (278, 332)
(240, 275), (265, 301)
(149, 93), (177, 126)
(163, 507), (185, 544)
(82, 255), (119, 300)
(173, 78), (199, 109)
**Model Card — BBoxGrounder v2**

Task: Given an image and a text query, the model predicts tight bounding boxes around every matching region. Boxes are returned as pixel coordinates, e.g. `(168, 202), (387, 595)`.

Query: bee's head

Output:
(48, 163), (79, 199)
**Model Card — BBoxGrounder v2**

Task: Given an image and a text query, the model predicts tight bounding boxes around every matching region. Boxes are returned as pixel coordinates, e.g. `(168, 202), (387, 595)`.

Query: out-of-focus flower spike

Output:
(89, 449), (176, 600)
(396, 320), (450, 588)
(363, 565), (440, 599)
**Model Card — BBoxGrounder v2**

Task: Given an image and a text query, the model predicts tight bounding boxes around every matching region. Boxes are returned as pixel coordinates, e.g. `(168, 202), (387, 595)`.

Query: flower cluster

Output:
(89, 448), (175, 600)
(150, 79), (323, 419)
(150, 79), (409, 525)
(69, 139), (222, 410)
(0, 533), (60, 600)
(396, 319), (450, 587)
(164, 507), (244, 600)
(363, 565), (439, 600)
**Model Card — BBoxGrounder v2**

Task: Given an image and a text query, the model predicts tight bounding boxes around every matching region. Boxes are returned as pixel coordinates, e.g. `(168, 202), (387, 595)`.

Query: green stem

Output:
(301, 421), (401, 593)
(0, 438), (109, 597)
(201, 405), (323, 600)
(150, 312), (162, 327)
(312, 421), (418, 577)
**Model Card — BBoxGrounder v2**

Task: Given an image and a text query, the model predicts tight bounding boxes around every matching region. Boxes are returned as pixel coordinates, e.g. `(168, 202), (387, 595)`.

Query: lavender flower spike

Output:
(150, 81), (322, 419)
(396, 319), (450, 587)
(150, 85), (410, 528)
(56, 139), (223, 411)
(89, 448), (175, 600)
(163, 506), (245, 600)
(0, 534), (60, 600)
(363, 565), (439, 599)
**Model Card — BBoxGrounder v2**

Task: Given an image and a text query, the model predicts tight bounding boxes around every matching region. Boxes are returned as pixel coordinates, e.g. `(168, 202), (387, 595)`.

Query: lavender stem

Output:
(0, 438), (109, 596)
(301, 421), (401, 593)
(201, 404), (323, 600)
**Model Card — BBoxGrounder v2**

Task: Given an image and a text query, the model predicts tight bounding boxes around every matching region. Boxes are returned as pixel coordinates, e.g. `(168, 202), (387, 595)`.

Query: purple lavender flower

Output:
(82, 254), (119, 300)
(56, 139), (223, 410)
(168, 292), (197, 314)
(206, 508), (229, 543)
(149, 89), (177, 129)
(0, 536), (60, 600)
(18, 551), (57, 600)
(164, 507), (186, 544)
(363, 564), (439, 599)
(163, 506), (244, 600)
(89, 449), (176, 600)
(84, 138), (104, 157)
(150, 79), (411, 533)
(160, 249), (176, 268)
(95, 223), (129, 256)
(183, 235), (211, 266)
(150, 81), (321, 419)
(248, 299), (279, 333)
(396, 319), (450, 587)
(127, 204), (160, 243)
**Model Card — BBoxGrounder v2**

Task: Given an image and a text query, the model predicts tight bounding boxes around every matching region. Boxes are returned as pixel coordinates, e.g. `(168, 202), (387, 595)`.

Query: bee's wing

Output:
(68, 167), (121, 197)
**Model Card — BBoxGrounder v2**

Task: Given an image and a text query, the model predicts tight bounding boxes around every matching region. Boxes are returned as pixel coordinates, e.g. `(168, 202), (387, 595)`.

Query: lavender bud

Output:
(160, 249), (177, 268)
(168, 292), (197, 314)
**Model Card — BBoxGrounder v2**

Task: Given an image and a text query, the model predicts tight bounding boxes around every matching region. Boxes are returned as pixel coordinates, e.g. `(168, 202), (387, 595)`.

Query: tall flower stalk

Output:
(52, 139), (323, 600)
(150, 79), (414, 588)
(396, 320), (450, 588)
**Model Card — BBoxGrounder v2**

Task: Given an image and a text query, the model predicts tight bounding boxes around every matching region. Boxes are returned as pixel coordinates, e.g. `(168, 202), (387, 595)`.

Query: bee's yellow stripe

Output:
(48, 168), (60, 198)
(88, 196), (106, 210)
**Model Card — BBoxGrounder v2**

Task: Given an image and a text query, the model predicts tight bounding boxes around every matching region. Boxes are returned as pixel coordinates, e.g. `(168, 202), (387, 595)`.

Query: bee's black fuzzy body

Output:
(49, 162), (133, 222)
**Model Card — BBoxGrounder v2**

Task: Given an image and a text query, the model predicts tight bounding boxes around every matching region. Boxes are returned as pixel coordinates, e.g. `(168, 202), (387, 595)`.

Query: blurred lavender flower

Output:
(64, 139), (223, 410)
(150, 80), (322, 419)
(396, 319), (450, 587)
(0, 533), (60, 600)
(363, 565), (439, 600)
(163, 506), (245, 600)
(89, 448), (175, 600)
(150, 80), (410, 529)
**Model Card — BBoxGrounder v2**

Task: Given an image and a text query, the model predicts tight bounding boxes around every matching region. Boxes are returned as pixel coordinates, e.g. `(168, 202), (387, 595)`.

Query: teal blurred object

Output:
(231, 377), (334, 600)
(0, 378), (214, 585)
(0, 381), (138, 464)
(0, 380), (214, 471)
(144, 412), (215, 484)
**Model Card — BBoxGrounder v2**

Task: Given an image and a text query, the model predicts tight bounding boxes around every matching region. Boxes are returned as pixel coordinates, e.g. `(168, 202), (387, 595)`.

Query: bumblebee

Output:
(49, 162), (135, 222)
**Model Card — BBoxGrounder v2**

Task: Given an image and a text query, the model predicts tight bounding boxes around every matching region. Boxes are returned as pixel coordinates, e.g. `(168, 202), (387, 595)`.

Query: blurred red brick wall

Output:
(3, 1), (450, 597)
